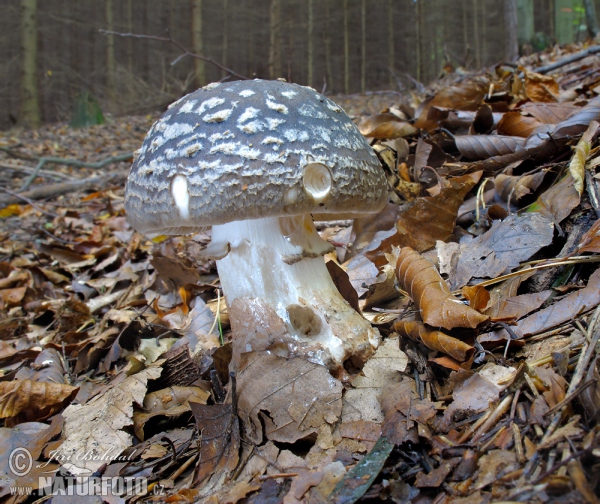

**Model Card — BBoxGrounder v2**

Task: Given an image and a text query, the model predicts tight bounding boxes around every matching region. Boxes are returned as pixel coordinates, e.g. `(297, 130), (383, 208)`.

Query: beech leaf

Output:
(394, 247), (489, 330)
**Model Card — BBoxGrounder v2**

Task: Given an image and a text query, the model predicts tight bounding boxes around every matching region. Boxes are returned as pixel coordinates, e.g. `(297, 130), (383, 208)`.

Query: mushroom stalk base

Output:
(213, 216), (379, 375)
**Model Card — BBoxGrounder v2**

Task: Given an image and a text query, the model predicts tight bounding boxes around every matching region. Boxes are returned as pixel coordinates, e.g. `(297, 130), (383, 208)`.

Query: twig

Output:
(544, 377), (598, 417)
(0, 175), (118, 207)
(0, 188), (59, 217)
(20, 152), (133, 191)
(99, 29), (249, 82)
(0, 162), (71, 181)
(523, 304), (600, 477)
(534, 45), (600, 74)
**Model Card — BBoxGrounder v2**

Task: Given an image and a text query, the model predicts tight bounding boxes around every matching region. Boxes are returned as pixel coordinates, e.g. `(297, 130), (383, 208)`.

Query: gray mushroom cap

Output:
(124, 79), (388, 235)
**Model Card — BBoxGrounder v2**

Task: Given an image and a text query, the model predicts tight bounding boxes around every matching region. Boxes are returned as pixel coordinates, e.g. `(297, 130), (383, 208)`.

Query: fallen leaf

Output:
(0, 380), (79, 426)
(358, 113), (419, 139)
(394, 320), (475, 362)
(236, 352), (342, 444)
(450, 212), (554, 289)
(190, 394), (240, 486)
(394, 247), (489, 330)
(57, 364), (162, 476)
(365, 172), (481, 266)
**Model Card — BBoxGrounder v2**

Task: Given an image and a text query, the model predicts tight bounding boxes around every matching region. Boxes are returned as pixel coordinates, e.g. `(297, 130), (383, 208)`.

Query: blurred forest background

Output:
(4, 0), (600, 131)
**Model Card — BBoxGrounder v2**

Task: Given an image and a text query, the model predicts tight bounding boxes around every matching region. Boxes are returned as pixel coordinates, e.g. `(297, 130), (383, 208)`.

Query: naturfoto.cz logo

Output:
(7, 448), (158, 498)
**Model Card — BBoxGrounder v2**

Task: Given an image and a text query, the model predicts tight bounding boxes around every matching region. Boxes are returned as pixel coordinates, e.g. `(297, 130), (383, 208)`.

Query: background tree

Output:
(20, 0), (40, 128)
(191, 0), (205, 88)
(504, 0), (519, 61)
(5, 0), (599, 130)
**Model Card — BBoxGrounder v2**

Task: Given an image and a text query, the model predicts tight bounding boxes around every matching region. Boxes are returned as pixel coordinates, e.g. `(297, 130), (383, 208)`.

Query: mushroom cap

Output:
(125, 79), (388, 235)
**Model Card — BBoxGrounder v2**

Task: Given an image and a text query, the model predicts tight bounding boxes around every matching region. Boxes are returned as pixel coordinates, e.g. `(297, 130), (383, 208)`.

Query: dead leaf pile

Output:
(1, 41), (600, 503)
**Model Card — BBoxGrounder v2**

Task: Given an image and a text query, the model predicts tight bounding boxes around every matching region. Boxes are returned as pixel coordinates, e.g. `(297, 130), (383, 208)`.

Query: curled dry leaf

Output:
(568, 120), (599, 195)
(358, 113), (419, 139)
(461, 284), (491, 312)
(394, 320), (475, 362)
(455, 135), (526, 161)
(494, 172), (546, 202)
(575, 217), (600, 254)
(394, 247), (489, 330)
(0, 380), (78, 426)
(524, 69), (559, 102)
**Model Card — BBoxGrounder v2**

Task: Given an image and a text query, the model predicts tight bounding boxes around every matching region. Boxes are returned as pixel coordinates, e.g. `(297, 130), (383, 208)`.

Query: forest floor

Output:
(1, 41), (600, 503)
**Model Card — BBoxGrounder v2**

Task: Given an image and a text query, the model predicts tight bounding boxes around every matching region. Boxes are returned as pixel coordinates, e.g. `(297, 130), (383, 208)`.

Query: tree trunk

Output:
(222, 0), (229, 78)
(504, 0), (519, 62)
(343, 0), (349, 94)
(323, 0), (333, 91)
(307, 0), (313, 87)
(20, 0), (40, 128)
(105, 0), (116, 106)
(361, 0), (366, 93)
(388, 0), (394, 88)
(126, 0), (133, 74)
(416, 0), (422, 82)
(473, 0), (481, 67)
(268, 0), (281, 79)
(584, 0), (600, 38)
(191, 0), (205, 88)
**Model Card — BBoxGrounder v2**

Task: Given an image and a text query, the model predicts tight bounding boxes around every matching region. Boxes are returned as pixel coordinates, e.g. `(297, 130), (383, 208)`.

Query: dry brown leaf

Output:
(440, 373), (502, 431)
(494, 172), (546, 202)
(394, 320), (475, 362)
(415, 459), (461, 488)
(581, 357), (600, 422)
(486, 268), (600, 341)
(365, 172), (481, 266)
(461, 284), (491, 312)
(0, 416), (63, 491)
(394, 247), (489, 330)
(358, 113), (419, 139)
(57, 364), (162, 476)
(455, 135), (526, 161)
(488, 290), (552, 321)
(133, 386), (210, 440)
(520, 102), (580, 124)
(473, 450), (519, 490)
(236, 352), (342, 444)
(575, 218), (600, 254)
(415, 79), (488, 131)
(497, 111), (542, 137)
(190, 397), (240, 487)
(0, 380), (79, 426)
(450, 212), (554, 289)
(326, 260), (360, 313)
(524, 69), (559, 102)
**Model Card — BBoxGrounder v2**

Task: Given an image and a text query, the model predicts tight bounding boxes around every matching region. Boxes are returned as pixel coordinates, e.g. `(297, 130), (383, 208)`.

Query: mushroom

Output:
(124, 79), (388, 376)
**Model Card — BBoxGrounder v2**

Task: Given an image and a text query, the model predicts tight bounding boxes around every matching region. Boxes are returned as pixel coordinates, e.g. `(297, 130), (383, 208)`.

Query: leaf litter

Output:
(1, 42), (600, 503)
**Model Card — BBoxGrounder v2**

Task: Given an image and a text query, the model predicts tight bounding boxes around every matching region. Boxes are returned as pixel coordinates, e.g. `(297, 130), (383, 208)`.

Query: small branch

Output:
(0, 175), (118, 207)
(99, 29), (249, 82)
(0, 162), (71, 181)
(534, 45), (600, 74)
(20, 153), (133, 191)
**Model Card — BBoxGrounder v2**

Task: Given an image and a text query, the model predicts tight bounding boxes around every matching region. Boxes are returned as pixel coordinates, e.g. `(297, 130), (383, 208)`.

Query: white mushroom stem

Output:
(212, 215), (379, 370)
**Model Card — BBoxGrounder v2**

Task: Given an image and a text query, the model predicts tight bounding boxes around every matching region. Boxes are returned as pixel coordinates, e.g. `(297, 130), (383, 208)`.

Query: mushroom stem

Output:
(213, 215), (379, 373)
